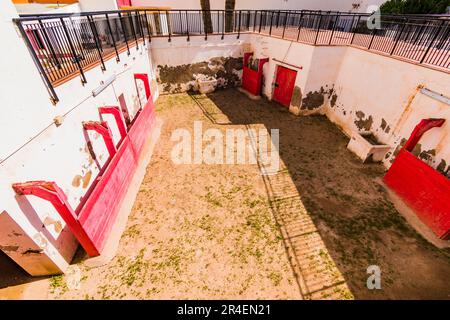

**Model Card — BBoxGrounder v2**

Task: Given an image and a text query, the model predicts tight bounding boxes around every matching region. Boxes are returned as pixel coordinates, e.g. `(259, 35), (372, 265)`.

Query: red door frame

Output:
(273, 65), (297, 107)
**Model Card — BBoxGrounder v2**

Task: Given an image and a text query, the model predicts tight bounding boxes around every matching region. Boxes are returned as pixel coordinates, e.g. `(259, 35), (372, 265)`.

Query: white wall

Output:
(131, 0), (387, 12)
(328, 47), (450, 170)
(131, 0), (204, 9)
(78, 0), (118, 12)
(247, 33), (450, 173)
(235, 0), (387, 12)
(150, 34), (246, 92)
(14, 3), (81, 14)
(0, 1), (159, 275)
(1, 0), (448, 276)
(151, 34), (246, 65)
(13, 0), (389, 15)
(249, 34), (314, 99)
(248, 34), (345, 112)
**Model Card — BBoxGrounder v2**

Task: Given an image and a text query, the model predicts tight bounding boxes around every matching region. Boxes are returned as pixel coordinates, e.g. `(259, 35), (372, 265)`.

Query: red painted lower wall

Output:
(78, 96), (156, 255)
(384, 149), (450, 239)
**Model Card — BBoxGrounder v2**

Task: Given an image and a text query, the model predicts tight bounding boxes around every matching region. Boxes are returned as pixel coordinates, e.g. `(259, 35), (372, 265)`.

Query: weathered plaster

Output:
(157, 56), (243, 93)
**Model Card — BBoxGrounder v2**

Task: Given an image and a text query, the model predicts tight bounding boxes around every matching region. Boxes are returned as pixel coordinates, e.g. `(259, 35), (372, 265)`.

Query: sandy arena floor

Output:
(1, 89), (449, 300)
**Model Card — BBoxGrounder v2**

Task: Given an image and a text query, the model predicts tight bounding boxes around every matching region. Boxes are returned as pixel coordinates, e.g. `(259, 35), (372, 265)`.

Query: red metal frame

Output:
(403, 118), (445, 152)
(384, 118), (449, 239)
(134, 73), (151, 100)
(98, 106), (128, 142)
(83, 121), (117, 158)
(13, 73), (157, 257)
(12, 181), (99, 255)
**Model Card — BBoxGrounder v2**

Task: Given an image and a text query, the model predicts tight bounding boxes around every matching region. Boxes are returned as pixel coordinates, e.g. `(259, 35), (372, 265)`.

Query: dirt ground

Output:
(1, 89), (449, 300)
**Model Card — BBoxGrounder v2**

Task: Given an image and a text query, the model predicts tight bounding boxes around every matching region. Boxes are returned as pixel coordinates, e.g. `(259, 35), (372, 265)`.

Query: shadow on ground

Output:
(0, 250), (47, 289)
(194, 88), (450, 299)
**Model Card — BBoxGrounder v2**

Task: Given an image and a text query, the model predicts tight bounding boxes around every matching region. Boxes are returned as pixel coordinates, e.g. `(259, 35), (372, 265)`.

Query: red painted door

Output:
(273, 66), (297, 107)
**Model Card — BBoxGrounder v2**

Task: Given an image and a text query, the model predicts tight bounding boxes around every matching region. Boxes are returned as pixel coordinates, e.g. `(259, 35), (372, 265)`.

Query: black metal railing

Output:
(14, 10), (450, 103)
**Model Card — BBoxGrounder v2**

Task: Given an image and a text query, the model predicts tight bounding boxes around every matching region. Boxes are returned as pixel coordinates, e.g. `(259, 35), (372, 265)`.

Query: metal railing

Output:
(14, 10), (450, 103)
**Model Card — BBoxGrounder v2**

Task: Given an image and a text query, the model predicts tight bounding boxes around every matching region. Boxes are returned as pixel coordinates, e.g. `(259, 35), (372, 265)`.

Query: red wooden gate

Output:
(273, 66), (297, 107)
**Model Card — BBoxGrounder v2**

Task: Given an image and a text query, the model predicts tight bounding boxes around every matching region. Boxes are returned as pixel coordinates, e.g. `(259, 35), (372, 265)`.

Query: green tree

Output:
(380, 0), (450, 14)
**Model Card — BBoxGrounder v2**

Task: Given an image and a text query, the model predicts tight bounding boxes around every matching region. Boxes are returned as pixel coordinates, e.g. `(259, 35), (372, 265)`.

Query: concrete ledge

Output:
(83, 117), (163, 268)
(347, 131), (390, 163)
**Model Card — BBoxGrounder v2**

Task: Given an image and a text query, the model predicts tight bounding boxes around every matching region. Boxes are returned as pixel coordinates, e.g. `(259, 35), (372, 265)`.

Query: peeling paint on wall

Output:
(22, 249), (43, 255)
(43, 216), (63, 234)
(354, 111), (373, 131)
(330, 93), (338, 108)
(418, 149), (436, 163)
(437, 159), (450, 178)
(301, 86), (334, 111)
(301, 87), (324, 110)
(72, 170), (93, 189)
(157, 56), (243, 94)
(380, 118), (391, 133)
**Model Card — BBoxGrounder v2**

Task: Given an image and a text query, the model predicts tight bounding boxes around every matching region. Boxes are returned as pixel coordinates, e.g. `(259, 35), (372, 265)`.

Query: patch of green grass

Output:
(205, 191), (222, 207)
(49, 275), (68, 294)
(122, 224), (141, 239)
(244, 198), (261, 209)
(120, 248), (147, 286)
(268, 272), (282, 286)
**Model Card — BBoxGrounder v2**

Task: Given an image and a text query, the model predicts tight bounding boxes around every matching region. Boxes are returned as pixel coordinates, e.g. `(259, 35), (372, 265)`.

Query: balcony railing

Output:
(14, 10), (450, 103)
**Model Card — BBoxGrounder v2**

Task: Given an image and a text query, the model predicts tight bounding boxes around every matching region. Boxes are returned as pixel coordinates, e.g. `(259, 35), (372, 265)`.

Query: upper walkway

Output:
(14, 9), (450, 102)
